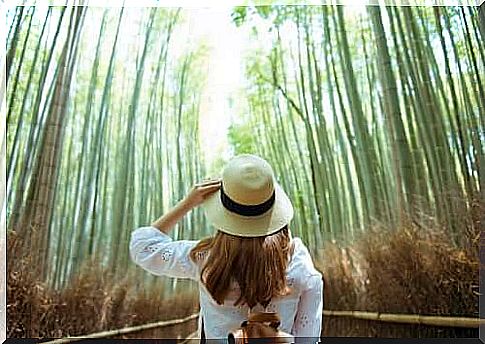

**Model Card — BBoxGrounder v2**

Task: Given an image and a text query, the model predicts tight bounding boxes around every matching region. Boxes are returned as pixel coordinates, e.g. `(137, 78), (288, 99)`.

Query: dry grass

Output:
(7, 259), (199, 339)
(315, 200), (480, 337)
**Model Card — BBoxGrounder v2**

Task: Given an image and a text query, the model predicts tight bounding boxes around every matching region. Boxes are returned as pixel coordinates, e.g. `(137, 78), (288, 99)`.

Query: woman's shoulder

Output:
(287, 237), (322, 282)
(289, 237), (312, 261)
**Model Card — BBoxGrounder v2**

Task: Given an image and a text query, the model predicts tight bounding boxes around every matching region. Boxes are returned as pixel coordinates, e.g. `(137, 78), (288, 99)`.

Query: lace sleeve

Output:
(292, 273), (324, 342)
(129, 226), (200, 280)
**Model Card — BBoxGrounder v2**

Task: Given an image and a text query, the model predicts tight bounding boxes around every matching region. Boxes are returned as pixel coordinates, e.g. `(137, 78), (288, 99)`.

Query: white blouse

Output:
(129, 226), (323, 343)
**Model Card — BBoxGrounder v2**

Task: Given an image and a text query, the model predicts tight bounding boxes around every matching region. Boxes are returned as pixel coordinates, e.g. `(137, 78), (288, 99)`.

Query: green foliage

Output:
(255, 5), (272, 19)
(227, 121), (257, 155)
(231, 6), (248, 27)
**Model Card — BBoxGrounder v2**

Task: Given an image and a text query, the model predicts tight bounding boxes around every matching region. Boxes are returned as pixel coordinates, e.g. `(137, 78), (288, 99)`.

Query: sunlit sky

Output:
(182, 8), (248, 165)
(169, 5), (372, 167)
(177, 6), (367, 166)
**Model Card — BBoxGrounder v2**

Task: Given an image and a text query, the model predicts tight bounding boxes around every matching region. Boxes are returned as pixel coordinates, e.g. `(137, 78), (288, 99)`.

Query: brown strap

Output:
(248, 311), (281, 329)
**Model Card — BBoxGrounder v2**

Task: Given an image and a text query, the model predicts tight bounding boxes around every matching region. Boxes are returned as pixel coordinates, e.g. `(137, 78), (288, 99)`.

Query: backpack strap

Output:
(247, 311), (281, 330)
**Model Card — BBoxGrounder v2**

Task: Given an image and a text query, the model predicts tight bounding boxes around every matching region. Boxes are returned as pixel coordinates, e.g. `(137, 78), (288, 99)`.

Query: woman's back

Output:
(197, 237), (323, 339)
(130, 227), (323, 340)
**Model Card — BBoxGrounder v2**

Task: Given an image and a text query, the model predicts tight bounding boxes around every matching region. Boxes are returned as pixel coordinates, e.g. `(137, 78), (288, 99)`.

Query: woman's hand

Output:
(183, 179), (222, 209)
(151, 179), (221, 234)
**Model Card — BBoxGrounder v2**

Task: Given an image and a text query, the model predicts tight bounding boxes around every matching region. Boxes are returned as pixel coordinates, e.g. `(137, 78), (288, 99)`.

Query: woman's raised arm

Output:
(129, 179), (221, 280)
(151, 179), (221, 233)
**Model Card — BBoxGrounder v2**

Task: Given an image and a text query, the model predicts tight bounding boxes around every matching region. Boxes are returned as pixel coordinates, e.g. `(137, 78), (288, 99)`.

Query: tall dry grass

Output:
(7, 257), (199, 339)
(316, 198), (480, 337)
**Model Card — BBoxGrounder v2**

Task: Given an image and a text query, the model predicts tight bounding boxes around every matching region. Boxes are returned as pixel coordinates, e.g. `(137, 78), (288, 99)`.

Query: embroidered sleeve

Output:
(129, 226), (200, 280)
(292, 272), (324, 341)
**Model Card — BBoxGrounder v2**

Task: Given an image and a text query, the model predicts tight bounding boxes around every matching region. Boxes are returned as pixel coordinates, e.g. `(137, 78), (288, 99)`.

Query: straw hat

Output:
(202, 154), (294, 237)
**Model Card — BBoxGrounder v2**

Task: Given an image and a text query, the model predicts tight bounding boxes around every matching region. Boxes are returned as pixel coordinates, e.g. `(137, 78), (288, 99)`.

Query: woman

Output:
(129, 154), (323, 342)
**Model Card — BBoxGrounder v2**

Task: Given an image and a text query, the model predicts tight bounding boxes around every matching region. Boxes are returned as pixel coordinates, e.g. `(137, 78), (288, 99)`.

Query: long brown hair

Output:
(189, 226), (294, 308)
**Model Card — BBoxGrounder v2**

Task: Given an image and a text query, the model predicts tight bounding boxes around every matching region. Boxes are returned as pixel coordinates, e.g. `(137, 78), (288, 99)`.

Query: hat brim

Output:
(201, 182), (294, 237)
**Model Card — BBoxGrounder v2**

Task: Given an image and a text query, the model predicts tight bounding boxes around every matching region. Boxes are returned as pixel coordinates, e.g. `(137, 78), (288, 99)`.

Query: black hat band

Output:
(220, 185), (275, 217)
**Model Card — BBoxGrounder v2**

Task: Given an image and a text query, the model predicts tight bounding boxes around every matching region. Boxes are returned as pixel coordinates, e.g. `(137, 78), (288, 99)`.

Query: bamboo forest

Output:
(3, 2), (484, 340)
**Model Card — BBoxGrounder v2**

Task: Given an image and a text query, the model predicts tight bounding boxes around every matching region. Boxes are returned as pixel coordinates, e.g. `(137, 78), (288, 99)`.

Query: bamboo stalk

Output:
(41, 313), (200, 344)
(323, 310), (483, 328)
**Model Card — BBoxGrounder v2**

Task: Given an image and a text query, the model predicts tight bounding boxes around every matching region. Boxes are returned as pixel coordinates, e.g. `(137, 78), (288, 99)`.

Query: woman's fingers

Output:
(198, 186), (221, 199)
(199, 183), (221, 193)
(196, 179), (222, 188)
